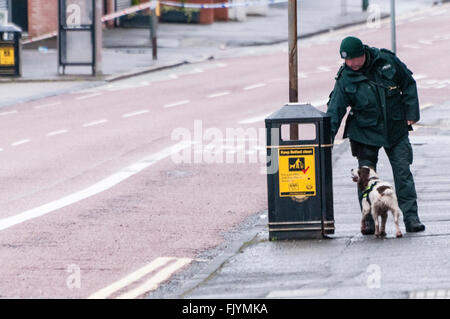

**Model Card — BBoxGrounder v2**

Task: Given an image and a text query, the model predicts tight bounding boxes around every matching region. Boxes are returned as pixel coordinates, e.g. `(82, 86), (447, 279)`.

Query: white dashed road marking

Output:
(122, 110), (149, 118)
(11, 139), (30, 146)
(83, 119), (108, 127)
(317, 66), (332, 72)
(164, 100), (190, 108)
(418, 40), (433, 45)
(34, 101), (62, 109)
(46, 130), (68, 137)
(237, 99), (326, 125)
(191, 68), (204, 74)
(413, 74), (428, 81)
(207, 91), (231, 98)
(267, 78), (287, 83)
(239, 113), (271, 124)
(409, 16), (425, 22)
(403, 44), (421, 49)
(243, 83), (266, 91)
(0, 110), (18, 116)
(76, 93), (102, 101)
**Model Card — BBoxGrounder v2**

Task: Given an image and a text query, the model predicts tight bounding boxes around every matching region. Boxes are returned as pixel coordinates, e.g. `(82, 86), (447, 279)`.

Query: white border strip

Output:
(88, 257), (174, 299)
(116, 258), (192, 299)
(0, 141), (192, 231)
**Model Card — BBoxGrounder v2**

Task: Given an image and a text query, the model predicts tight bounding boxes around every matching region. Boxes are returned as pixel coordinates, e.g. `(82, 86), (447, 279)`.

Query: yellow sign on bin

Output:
(0, 47), (15, 66)
(278, 147), (316, 197)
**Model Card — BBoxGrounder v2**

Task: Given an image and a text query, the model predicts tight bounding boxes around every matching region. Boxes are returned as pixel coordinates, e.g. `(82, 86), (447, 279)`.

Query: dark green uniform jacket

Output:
(326, 46), (420, 148)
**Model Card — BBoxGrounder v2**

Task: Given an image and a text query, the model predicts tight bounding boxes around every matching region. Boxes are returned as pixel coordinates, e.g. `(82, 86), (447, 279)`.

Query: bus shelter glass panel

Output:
(59, 0), (96, 74)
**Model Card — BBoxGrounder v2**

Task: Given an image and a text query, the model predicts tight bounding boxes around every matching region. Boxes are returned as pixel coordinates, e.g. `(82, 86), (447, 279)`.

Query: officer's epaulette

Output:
(335, 64), (345, 80)
(380, 48), (396, 56)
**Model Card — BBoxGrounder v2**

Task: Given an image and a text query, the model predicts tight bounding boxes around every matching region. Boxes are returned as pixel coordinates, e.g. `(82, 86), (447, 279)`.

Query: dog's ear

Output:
(351, 169), (359, 182)
(368, 166), (378, 178)
(357, 167), (370, 191)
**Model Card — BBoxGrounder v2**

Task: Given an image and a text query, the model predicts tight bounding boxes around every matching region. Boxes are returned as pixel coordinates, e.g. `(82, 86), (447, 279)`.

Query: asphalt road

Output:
(0, 3), (449, 298)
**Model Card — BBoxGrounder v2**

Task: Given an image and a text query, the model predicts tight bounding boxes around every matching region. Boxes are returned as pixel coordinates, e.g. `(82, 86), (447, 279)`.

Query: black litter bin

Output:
(0, 23), (22, 77)
(265, 103), (335, 240)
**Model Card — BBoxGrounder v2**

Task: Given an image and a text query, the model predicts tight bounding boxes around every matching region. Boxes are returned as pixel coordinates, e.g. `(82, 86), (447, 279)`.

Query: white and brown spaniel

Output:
(351, 166), (403, 238)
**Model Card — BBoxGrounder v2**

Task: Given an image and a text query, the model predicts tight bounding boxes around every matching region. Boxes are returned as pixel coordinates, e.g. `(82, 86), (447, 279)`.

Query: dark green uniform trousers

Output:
(351, 135), (419, 224)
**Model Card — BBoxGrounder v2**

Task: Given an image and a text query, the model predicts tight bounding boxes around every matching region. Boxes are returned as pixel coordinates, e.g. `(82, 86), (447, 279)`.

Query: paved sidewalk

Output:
(153, 99), (450, 299)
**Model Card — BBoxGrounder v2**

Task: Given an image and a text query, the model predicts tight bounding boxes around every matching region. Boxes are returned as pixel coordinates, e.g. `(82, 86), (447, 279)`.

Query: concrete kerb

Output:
(147, 209), (268, 299)
(0, 59), (190, 84)
(102, 60), (190, 82)
(0, 76), (102, 83)
(151, 140), (350, 299)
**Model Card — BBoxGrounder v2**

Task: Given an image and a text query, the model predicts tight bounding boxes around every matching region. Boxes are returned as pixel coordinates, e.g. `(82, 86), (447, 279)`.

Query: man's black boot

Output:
(361, 215), (375, 235)
(405, 218), (425, 233)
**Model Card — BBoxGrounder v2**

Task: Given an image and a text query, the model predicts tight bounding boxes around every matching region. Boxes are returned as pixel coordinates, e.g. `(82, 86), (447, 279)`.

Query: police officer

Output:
(326, 36), (425, 234)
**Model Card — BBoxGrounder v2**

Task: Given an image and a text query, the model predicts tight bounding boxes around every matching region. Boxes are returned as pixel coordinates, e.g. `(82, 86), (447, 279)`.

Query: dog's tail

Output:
(378, 186), (394, 197)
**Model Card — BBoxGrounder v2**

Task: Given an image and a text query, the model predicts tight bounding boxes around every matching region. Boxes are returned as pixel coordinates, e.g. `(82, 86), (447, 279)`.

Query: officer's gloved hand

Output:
(407, 120), (416, 132)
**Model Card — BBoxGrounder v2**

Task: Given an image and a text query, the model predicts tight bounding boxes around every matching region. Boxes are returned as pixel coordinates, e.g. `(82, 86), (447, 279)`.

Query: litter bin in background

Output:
(0, 23), (22, 77)
(265, 103), (335, 240)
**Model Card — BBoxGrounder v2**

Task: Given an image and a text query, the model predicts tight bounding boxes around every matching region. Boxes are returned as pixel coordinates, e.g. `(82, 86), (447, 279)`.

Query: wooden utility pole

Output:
(288, 0), (299, 140)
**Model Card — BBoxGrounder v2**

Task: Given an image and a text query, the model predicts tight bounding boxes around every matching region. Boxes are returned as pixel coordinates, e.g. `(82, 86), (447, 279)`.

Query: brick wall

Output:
(213, 0), (228, 21)
(27, 0), (58, 37)
(185, 0), (213, 24)
(26, 0), (230, 38)
(106, 0), (115, 27)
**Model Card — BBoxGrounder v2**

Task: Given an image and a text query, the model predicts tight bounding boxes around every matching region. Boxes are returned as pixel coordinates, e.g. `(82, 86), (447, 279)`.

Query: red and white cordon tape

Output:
(22, 31), (58, 45)
(22, 1), (158, 45)
(22, 0), (287, 45)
